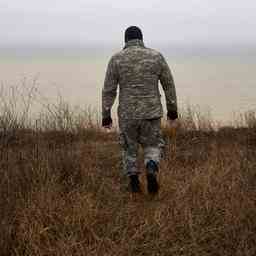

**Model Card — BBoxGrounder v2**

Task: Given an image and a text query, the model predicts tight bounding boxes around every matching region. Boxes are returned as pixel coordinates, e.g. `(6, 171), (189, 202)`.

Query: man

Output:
(102, 26), (178, 194)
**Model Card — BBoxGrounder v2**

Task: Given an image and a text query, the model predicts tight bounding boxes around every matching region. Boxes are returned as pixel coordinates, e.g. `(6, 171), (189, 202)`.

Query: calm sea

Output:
(0, 48), (255, 124)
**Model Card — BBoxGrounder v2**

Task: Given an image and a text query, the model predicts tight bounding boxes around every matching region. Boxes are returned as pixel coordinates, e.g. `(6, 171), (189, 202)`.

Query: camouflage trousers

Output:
(119, 118), (165, 176)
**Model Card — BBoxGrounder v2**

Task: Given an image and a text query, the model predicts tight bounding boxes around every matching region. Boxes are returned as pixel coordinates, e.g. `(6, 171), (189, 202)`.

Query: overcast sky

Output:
(1, 0), (256, 48)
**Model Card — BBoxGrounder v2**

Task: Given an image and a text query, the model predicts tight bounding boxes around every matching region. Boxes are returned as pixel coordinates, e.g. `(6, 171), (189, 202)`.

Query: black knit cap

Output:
(125, 26), (143, 43)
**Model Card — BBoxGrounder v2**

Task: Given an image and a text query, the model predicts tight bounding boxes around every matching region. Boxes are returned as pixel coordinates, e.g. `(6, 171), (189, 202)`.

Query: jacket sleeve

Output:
(159, 54), (177, 113)
(102, 56), (119, 118)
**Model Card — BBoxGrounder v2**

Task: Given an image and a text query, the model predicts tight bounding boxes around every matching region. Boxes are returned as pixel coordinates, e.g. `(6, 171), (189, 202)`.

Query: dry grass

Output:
(0, 85), (256, 255)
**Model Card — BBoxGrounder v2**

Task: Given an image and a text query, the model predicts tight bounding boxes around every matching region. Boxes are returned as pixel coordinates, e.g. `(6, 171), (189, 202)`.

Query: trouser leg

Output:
(144, 147), (161, 168)
(119, 119), (140, 177)
(139, 118), (164, 173)
(119, 136), (139, 176)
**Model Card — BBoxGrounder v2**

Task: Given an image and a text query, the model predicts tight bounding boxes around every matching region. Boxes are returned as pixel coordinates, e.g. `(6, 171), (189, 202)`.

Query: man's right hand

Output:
(102, 116), (113, 129)
(167, 112), (178, 138)
(167, 110), (178, 120)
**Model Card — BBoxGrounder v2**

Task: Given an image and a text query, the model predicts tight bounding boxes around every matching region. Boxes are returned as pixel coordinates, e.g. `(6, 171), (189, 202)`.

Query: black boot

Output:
(129, 175), (141, 193)
(146, 160), (159, 194)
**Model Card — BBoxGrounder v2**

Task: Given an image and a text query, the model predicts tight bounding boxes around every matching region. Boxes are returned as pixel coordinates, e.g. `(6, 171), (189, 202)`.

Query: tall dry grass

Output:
(0, 84), (256, 255)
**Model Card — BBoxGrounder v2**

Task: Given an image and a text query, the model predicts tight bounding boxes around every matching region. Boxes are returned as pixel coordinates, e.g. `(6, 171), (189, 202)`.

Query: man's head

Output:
(125, 26), (143, 43)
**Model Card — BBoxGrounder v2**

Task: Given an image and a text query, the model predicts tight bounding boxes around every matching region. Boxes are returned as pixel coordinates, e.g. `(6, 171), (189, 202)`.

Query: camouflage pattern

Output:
(119, 118), (164, 176)
(102, 38), (177, 176)
(102, 39), (177, 119)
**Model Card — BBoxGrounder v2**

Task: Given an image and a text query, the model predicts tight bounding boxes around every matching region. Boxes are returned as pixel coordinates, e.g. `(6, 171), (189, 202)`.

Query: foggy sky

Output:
(1, 0), (256, 48)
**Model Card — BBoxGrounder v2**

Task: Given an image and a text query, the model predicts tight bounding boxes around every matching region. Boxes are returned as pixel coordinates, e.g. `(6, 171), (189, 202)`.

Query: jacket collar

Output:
(123, 39), (145, 49)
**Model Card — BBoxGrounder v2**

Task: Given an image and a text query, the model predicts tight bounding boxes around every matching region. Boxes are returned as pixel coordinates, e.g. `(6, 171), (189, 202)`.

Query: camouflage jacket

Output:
(102, 39), (177, 120)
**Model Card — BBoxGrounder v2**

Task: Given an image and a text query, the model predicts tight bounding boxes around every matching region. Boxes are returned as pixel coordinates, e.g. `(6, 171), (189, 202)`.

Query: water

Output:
(0, 49), (255, 124)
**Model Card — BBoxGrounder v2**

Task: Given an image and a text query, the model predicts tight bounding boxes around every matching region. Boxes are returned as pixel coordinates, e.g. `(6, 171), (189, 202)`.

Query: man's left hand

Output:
(102, 116), (113, 129)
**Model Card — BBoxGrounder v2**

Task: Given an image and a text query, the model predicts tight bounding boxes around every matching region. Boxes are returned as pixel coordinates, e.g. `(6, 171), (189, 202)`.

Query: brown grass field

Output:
(0, 88), (256, 255)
